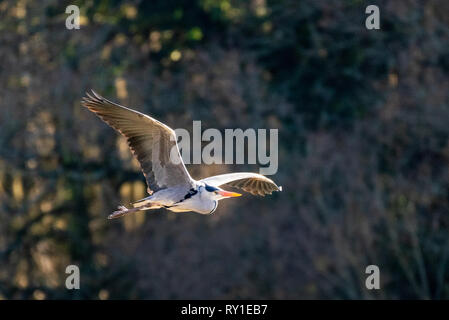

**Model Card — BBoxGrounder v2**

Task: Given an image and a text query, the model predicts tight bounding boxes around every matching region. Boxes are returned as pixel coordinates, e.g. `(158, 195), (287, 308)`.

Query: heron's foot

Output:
(108, 205), (134, 219)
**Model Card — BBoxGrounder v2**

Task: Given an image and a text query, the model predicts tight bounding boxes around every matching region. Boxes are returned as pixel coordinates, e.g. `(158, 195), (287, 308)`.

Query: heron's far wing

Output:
(81, 90), (194, 194)
(201, 172), (282, 196)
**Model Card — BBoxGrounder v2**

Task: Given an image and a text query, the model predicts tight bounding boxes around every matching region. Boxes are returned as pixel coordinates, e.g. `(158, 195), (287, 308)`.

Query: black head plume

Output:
(205, 184), (219, 192)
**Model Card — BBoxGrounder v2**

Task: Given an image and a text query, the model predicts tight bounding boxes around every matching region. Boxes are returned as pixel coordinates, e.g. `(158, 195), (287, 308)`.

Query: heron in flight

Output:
(81, 91), (282, 219)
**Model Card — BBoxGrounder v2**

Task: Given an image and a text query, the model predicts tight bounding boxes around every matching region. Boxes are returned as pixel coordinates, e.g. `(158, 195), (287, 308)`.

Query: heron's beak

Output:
(218, 190), (242, 198)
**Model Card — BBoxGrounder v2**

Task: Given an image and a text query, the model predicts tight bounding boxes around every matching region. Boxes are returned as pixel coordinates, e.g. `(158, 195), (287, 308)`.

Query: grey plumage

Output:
(82, 90), (194, 194)
(81, 90), (282, 219)
(201, 172), (282, 196)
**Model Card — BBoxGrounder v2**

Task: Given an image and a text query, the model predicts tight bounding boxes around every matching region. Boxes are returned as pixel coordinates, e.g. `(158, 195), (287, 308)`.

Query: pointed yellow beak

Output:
(218, 190), (242, 198)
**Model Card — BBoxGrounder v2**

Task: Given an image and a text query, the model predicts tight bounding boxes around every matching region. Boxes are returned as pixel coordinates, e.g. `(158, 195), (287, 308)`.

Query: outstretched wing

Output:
(81, 90), (194, 194)
(201, 172), (282, 196)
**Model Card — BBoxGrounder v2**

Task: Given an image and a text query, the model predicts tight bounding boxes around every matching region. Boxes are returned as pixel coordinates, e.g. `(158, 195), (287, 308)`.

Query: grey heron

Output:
(81, 90), (282, 219)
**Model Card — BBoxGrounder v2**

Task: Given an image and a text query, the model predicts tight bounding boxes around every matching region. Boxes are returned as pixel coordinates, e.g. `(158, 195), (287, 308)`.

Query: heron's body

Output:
(133, 183), (218, 214)
(81, 91), (282, 219)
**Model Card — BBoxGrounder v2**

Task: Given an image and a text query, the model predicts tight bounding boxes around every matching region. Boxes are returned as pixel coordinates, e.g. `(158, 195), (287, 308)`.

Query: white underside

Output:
(131, 196), (215, 214)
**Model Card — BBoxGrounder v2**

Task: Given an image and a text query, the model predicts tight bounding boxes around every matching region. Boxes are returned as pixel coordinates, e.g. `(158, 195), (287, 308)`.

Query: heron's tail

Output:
(131, 196), (152, 208)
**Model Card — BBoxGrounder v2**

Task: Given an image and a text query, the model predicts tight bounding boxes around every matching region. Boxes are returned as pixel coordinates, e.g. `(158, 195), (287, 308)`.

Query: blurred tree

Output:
(0, 0), (448, 300)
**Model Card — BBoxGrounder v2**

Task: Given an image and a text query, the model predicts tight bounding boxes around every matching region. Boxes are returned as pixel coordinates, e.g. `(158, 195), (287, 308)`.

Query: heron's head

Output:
(203, 184), (241, 200)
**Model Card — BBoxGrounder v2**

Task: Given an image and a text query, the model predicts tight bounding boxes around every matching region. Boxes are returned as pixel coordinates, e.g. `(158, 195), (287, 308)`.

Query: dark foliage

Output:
(0, 0), (448, 299)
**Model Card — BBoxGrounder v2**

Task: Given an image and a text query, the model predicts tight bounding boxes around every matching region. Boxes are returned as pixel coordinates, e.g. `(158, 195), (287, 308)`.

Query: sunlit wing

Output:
(81, 90), (194, 194)
(201, 172), (282, 196)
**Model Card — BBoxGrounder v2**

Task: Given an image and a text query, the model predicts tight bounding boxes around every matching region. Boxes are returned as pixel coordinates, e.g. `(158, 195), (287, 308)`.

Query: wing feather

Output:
(201, 172), (282, 196)
(81, 90), (194, 194)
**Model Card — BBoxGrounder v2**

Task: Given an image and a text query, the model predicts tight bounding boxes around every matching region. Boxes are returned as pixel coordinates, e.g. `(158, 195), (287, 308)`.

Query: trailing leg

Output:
(108, 205), (142, 219)
(108, 202), (163, 219)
